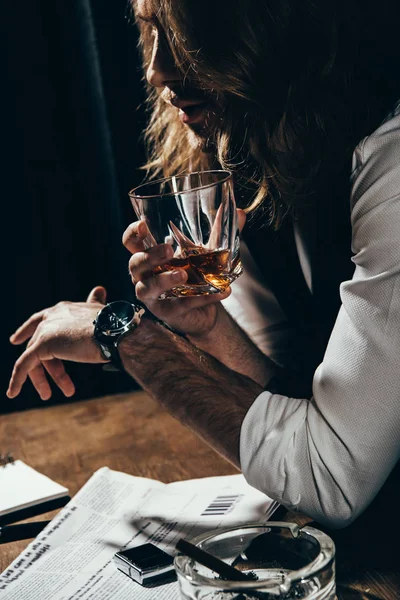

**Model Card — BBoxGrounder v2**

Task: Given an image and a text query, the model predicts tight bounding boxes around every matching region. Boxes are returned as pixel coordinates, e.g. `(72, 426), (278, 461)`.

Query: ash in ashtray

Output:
(203, 583), (306, 599)
(204, 567), (307, 599)
(234, 588), (306, 599)
(216, 571), (259, 583)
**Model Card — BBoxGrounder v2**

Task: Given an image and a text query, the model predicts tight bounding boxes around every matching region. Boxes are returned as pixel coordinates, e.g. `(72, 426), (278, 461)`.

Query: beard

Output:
(185, 105), (222, 154)
(186, 126), (216, 153)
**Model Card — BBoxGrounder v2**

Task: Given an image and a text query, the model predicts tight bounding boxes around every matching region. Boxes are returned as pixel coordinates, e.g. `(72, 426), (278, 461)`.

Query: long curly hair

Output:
(132, 0), (400, 226)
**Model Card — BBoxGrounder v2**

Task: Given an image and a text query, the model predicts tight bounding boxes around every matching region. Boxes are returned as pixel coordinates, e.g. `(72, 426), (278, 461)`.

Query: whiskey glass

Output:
(174, 522), (336, 600)
(129, 170), (242, 298)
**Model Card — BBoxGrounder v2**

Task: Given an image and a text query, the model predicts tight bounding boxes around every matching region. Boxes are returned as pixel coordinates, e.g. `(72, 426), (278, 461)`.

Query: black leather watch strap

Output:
(97, 339), (125, 372)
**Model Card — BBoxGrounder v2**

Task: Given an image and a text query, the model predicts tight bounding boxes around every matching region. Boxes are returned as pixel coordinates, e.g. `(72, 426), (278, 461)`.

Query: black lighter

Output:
(113, 543), (176, 586)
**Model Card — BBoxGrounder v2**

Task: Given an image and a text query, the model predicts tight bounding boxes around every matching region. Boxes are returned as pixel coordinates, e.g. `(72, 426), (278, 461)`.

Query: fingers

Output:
(137, 276), (231, 316)
(87, 286), (107, 304)
(122, 220), (149, 254)
(43, 359), (75, 398)
(7, 348), (75, 400)
(128, 244), (174, 282)
(7, 347), (41, 398)
(163, 288), (232, 317)
(9, 310), (47, 345)
(136, 269), (188, 302)
(30, 361), (73, 402)
(237, 208), (247, 233)
(28, 364), (52, 401)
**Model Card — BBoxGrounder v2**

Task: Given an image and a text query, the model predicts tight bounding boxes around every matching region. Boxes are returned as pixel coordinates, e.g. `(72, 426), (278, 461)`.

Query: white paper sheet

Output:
(0, 468), (278, 599)
(0, 460), (68, 516)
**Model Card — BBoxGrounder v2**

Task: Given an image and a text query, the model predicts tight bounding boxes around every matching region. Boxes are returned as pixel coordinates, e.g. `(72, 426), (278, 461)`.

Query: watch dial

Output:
(99, 301), (135, 333)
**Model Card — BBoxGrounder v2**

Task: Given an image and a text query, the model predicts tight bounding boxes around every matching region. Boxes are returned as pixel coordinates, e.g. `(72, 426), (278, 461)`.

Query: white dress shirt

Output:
(223, 101), (400, 528)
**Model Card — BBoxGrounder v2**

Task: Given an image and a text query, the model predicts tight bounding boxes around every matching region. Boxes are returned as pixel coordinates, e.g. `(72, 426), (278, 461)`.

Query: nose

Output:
(146, 28), (181, 88)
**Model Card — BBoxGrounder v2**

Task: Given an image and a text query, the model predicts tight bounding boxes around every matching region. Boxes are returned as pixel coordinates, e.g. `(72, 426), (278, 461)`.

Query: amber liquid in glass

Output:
(153, 248), (240, 296)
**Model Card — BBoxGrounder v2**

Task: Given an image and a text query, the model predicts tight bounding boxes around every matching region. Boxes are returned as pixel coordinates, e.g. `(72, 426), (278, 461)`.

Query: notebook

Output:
(0, 457), (69, 525)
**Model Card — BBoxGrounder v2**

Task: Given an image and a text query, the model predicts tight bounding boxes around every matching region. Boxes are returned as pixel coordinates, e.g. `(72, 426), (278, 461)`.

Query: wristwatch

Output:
(93, 300), (145, 371)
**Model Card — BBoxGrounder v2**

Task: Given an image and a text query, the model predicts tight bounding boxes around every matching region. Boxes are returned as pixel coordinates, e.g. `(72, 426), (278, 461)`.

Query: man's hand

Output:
(7, 287), (109, 401)
(122, 210), (246, 337)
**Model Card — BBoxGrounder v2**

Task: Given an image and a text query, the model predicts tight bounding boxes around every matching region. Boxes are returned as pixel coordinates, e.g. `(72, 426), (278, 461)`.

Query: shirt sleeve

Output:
(222, 241), (296, 367)
(240, 108), (400, 528)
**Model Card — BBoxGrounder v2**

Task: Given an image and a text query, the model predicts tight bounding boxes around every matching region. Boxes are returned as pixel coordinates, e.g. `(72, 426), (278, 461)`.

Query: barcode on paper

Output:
(201, 494), (243, 516)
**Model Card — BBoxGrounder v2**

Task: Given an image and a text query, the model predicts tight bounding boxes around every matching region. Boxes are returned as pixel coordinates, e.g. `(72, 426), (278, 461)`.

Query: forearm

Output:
(188, 304), (278, 388)
(118, 318), (263, 467)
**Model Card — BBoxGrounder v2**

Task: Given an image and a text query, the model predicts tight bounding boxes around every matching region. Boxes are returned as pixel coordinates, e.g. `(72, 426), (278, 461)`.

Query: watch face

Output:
(97, 301), (135, 334)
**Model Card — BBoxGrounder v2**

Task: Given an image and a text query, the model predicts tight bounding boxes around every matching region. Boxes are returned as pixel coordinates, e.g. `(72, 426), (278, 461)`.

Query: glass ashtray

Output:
(174, 522), (336, 599)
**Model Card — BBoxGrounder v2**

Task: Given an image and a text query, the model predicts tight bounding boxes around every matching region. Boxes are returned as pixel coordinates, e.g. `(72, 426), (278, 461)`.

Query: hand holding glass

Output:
(129, 171), (243, 298)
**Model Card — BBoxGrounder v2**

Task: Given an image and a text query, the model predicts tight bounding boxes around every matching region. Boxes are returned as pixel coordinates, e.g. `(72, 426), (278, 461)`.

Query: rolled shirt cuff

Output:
(239, 390), (309, 511)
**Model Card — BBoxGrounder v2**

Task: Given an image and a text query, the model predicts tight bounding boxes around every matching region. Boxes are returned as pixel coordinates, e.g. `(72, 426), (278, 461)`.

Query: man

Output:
(7, 0), (400, 528)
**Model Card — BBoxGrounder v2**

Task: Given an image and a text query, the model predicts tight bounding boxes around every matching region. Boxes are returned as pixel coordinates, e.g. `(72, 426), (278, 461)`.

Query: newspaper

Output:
(0, 468), (278, 599)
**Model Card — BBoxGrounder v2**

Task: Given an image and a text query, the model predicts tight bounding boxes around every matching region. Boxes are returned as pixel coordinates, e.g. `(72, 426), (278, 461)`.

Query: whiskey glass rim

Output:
(174, 522), (336, 592)
(128, 170), (232, 200)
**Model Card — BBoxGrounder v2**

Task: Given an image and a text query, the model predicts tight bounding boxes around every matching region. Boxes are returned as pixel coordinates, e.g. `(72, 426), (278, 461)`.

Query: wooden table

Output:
(0, 391), (399, 599)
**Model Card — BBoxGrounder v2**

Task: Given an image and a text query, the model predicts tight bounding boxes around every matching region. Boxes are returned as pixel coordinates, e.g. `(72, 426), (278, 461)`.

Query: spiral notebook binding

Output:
(0, 452), (15, 467)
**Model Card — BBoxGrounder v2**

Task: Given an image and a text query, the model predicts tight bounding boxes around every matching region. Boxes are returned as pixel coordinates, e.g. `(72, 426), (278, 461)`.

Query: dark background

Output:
(2, 0), (147, 413)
